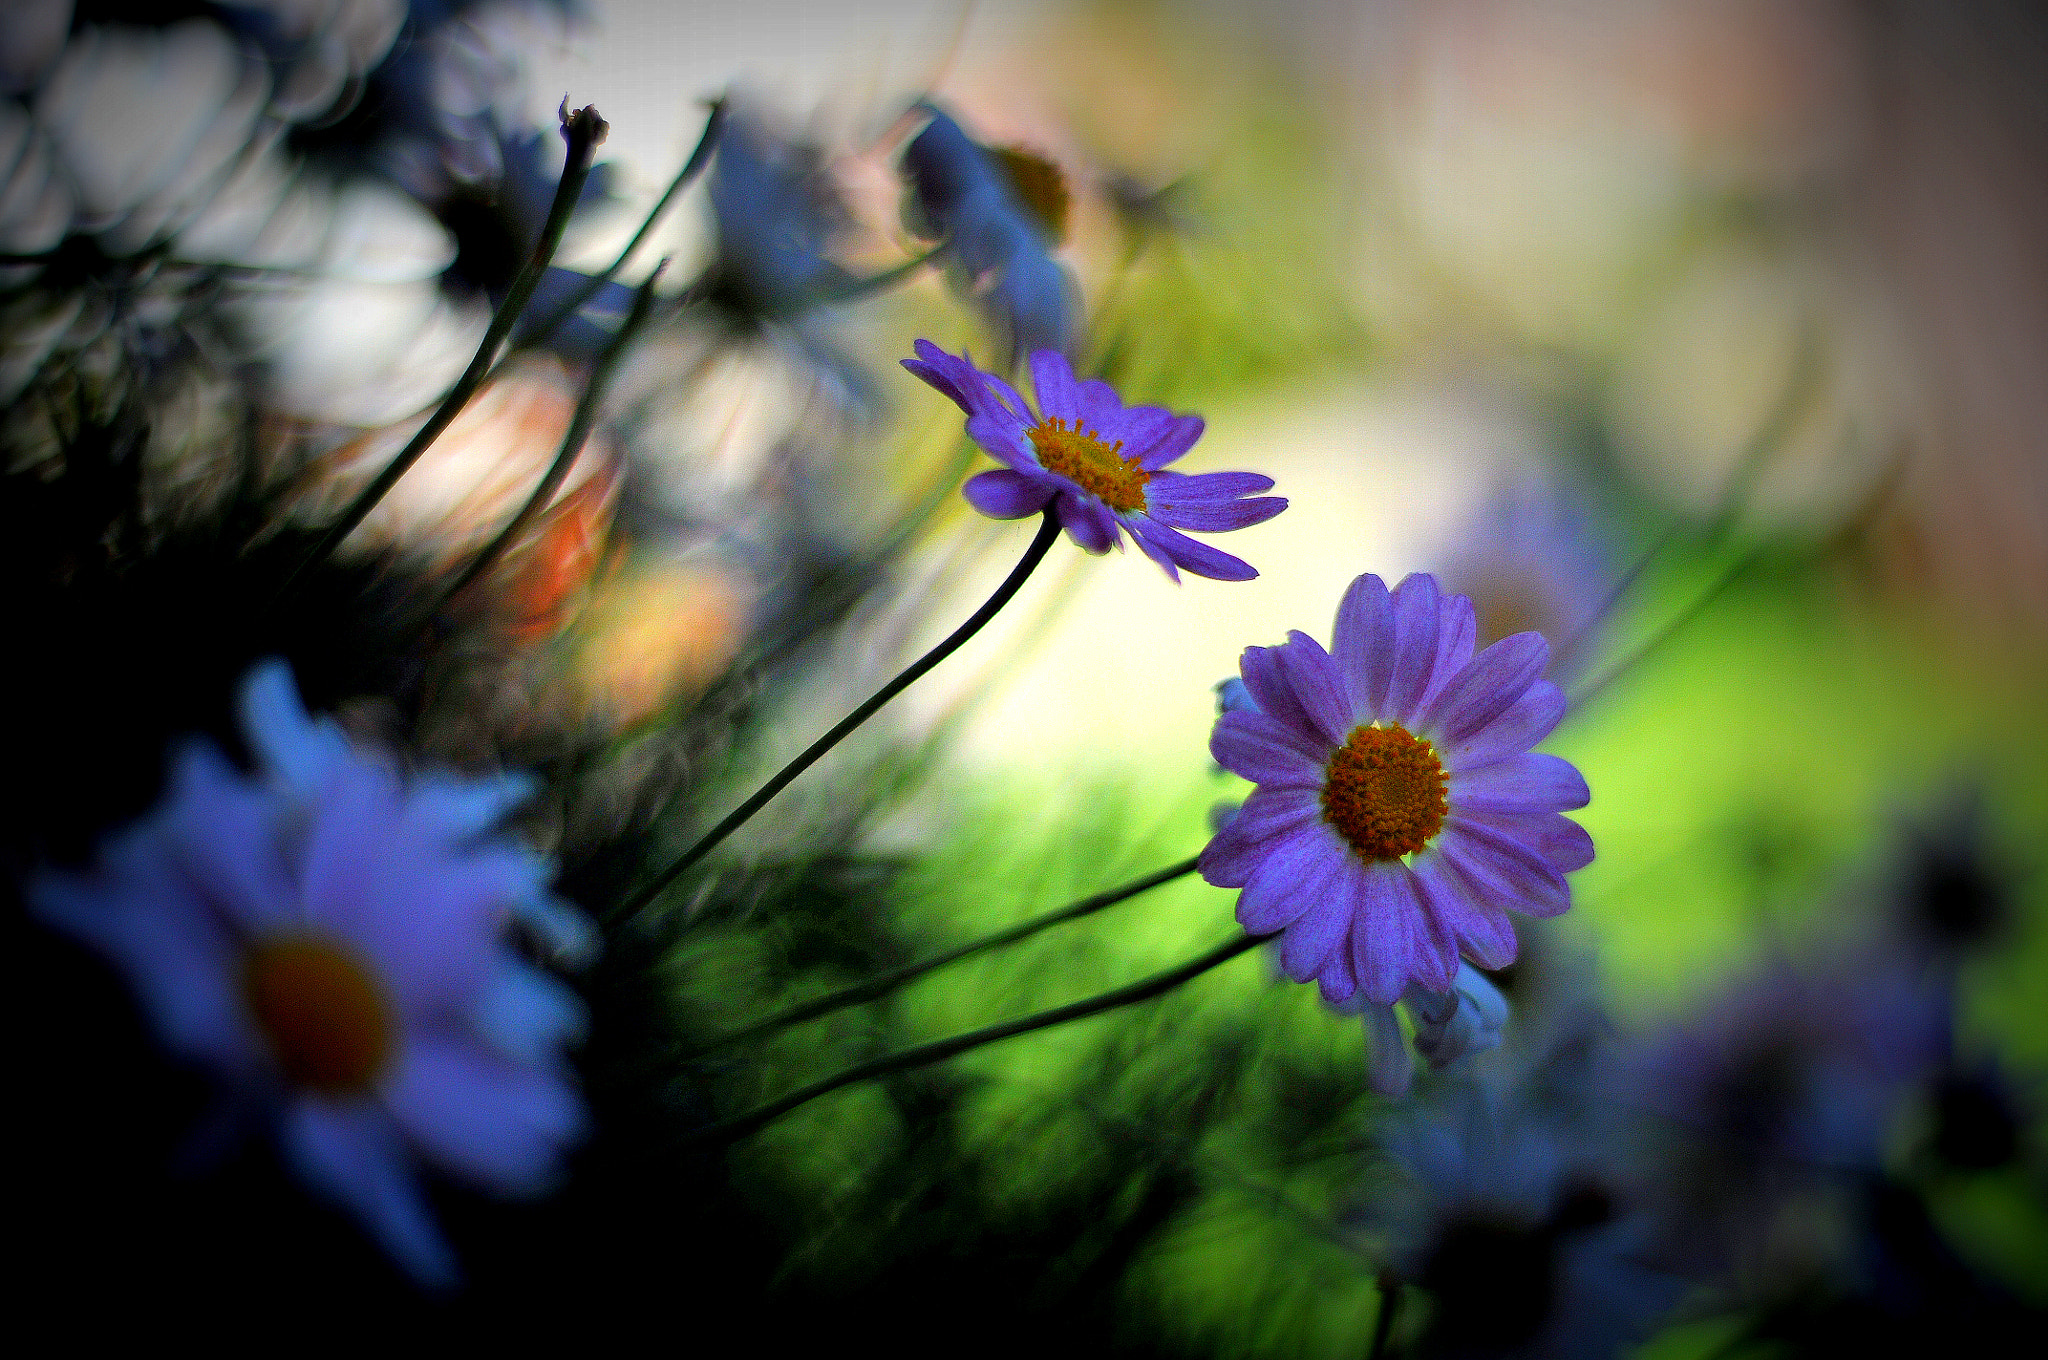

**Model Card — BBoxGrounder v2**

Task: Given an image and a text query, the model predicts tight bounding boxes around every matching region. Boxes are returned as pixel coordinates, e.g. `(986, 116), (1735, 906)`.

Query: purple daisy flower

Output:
(1200, 571), (1593, 1005)
(901, 339), (1287, 581)
(28, 660), (594, 1287)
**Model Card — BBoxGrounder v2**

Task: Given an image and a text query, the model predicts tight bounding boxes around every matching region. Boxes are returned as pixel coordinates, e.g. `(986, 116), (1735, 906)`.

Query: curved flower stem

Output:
(277, 104), (609, 600)
(687, 856), (1201, 1058)
(813, 242), (948, 306)
(502, 99), (726, 368)
(1368, 1273), (1402, 1360)
(1551, 335), (1822, 677)
(688, 930), (1267, 1146)
(1566, 548), (1758, 712)
(622, 509), (1064, 916)
(421, 264), (666, 620)
(1567, 436), (1902, 714)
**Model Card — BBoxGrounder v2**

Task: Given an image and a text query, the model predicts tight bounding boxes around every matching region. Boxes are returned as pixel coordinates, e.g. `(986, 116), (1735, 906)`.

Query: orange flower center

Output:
(1027, 416), (1150, 513)
(1321, 723), (1449, 862)
(242, 936), (397, 1093)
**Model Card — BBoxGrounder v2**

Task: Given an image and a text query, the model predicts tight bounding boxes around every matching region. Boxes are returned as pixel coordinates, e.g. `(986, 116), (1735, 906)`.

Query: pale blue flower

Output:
(29, 659), (593, 1286)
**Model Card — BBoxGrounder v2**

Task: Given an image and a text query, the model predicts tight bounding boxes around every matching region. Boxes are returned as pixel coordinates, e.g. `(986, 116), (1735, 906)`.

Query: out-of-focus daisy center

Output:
(1466, 571), (1563, 651)
(242, 936), (397, 1093)
(1321, 723), (1449, 861)
(1027, 416), (1150, 512)
(992, 145), (1071, 242)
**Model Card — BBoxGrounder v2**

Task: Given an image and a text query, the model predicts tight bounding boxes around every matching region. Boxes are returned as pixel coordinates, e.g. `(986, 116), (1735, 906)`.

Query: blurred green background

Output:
(510, 3), (2048, 1349)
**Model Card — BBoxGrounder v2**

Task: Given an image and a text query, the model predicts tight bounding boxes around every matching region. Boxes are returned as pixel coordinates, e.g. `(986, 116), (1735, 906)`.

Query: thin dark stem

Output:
(688, 856), (1201, 1058)
(812, 243), (946, 306)
(1548, 522), (1675, 677)
(622, 510), (1064, 916)
(508, 99), (725, 361)
(277, 104), (608, 599)
(1567, 549), (1757, 712)
(424, 263), (665, 616)
(689, 931), (1266, 1145)
(1553, 335), (1820, 678)
(1368, 1273), (1402, 1360)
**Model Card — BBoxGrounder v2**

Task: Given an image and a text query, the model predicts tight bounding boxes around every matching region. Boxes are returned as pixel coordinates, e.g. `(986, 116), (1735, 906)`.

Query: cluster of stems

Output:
(261, 97), (1248, 1147)
(264, 91), (1798, 1156)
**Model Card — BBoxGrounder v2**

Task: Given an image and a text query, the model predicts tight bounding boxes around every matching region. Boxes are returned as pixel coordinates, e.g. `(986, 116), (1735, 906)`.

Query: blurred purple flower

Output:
(28, 659), (594, 1286)
(1435, 479), (1613, 672)
(1371, 1078), (1682, 1359)
(1634, 955), (1947, 1170)
(1622, 951), (1951, 1287)
(1201, 572), (1593, 1005)
(902, 103), (1076, 358)
(706, 103), (855, 321)
(903, 340), (1285, 581)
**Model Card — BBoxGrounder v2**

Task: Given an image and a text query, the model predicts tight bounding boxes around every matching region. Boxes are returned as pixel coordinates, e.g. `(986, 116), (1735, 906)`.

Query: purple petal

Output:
(468, 960), (587, 1065)
(1145, 493), (1287, 533)
(300, 762), (406, 935)
(1225, 784), (1323, 840)
(903, 340), (989, 416)
(1076, 377), (1124, 430)
(1129, 524), (1182, 582)
(1419, 592), (1478, 716)
(1135, 414), (1207, 470)
(1363, 1002), (1414, 1096)
(1349, 859), (1422, 1006)
(1414, 852), (1519, 968)
(1332, 573), (1395, 719)
(30, 837), (261, 1072)
(1209, 710), (1329, 788)
(1279, 878), (1351, 982)
(963, 468), (1056, 519)
(360, 847), (536, 1016)
(1383, 574), (1443, 726)
(1445, 680), (1567, 771)
(1101, 403), (1176, 456)
(1421, 632), (1549, 747)
(963, 410), (1036, 471)
(1198, 787), (1321, 886)
(1028, 348), (1079, 417)
(1448, 753), (1589, 815)
(1460, 809), (1595, 873)
(1439, 818), (1570, 918)
(1055, 489), (1121, 553)
(901, 359), (968, 412)
(282, 1098), (456, 1288)
(384, 1036), (585, 1195)
(1240, 644), (1316, 734)
(402, 772), (536, 844)
(1130, 519), (1258, 582)
(1277, 630), (1355, 746)
(982, 368), (1037, 424)
(1236, 826), (1346, 934)
(239, 659), (351, 797)
(1146, 470), (1275, 503)
(1401, 861), (1459, 992)
(160, 741), (295, 932)
(1317, 941), (1360, 1005)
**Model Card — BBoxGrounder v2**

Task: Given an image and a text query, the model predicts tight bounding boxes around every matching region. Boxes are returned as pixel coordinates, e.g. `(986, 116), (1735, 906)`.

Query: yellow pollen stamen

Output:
(242, 936), (397, 1093)
(1321, 723), (1450, 862)
(1027, 416), (1150, 513)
